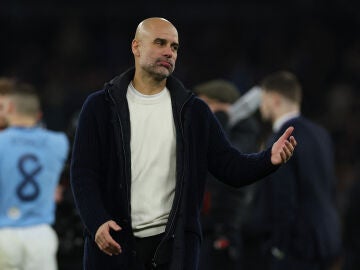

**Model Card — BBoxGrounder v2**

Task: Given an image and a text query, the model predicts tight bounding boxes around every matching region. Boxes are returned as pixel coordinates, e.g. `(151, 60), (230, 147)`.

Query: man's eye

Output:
(155, 39), (164, 45)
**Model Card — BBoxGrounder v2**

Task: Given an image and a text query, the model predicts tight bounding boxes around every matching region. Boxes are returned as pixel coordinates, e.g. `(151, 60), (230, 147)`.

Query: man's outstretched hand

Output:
(271, 126), (297, 165)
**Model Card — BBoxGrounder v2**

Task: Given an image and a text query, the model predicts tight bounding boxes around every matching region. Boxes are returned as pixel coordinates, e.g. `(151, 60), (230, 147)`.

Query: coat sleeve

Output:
(206, 107), (279, 188)
(70, 95), (112, 238)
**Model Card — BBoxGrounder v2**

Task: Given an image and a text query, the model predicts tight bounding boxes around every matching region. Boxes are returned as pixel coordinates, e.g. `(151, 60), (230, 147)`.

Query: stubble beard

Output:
(145, 61), (175, 82)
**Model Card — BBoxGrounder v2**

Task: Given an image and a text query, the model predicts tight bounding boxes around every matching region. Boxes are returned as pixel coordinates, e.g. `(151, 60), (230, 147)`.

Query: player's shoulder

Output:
(42, 128), (69, 144)
(0, 128), (14, 143)
(41, 129), (70, 157)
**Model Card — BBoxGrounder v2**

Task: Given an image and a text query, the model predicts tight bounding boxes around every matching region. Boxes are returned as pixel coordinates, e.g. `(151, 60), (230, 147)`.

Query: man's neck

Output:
(273, 110), (300, 132)
(9, 116), (38, 127)
(132, 73), (167, 95)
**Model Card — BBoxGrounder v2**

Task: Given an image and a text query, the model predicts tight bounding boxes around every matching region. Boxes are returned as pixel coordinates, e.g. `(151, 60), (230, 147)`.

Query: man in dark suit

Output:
(193, 79), (261, 270)
(243, 71), (342, 270)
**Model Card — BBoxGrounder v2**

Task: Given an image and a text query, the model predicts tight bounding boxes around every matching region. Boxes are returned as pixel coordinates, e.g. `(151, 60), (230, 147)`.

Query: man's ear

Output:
(272, 92), (283, 106)
(37, 111), (43, 122)
(131, 39), (140, 57)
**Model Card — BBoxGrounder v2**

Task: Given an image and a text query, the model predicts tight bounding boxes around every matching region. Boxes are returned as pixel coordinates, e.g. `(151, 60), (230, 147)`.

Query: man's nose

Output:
(163, 46), (175, 57)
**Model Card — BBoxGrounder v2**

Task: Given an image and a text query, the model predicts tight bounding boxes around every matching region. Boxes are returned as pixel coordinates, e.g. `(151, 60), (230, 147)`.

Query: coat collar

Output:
(105, 67), (194, 112)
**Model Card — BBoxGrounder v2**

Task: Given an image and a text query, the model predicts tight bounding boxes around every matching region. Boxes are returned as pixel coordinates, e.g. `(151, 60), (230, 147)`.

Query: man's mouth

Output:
(158, 60), (172, 69)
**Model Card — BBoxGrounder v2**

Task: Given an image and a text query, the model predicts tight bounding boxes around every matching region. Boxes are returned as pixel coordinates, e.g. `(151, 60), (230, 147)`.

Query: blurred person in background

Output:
(0, 78), (69, 270)
(242, 71), (341, 270)
(70, 17), (296, 270)
(193, 79), (260, 270)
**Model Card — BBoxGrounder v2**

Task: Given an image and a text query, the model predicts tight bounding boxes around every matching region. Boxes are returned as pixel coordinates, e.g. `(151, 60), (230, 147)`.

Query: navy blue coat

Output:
(246, 116), (341, 264)
(70, 68), (278, 270)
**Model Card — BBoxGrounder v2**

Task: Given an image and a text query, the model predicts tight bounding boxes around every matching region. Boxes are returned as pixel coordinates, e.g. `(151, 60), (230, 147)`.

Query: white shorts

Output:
(0, 224), (58, 270)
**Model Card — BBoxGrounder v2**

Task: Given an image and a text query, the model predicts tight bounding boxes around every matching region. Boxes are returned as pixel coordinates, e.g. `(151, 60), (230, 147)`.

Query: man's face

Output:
(133, 23), (179, 81)
(259, 90), (276, 122)
(198, 94), (230, 113)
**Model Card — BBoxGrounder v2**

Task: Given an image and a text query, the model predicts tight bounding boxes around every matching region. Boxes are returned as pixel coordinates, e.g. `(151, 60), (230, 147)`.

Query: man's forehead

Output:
(144, 27), (178, 41)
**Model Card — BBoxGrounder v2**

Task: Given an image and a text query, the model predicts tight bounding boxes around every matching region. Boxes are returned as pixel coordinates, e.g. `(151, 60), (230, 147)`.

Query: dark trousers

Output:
(134, 233), (169, 270)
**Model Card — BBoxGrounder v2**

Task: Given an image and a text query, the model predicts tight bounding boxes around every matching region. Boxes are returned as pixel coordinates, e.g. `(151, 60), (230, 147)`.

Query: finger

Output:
(104, 235), (121, 252)
(284, 140), (294, 153)
(105, 220), (121, 252)
(110, 247), (121, 255)
(96, 231), (121, 255)
(108, 220), (122, 232)
(279, 126), (294, 141)
(283, 144), (292, 158)
(289, 136), (297, 147)
(102, 246), (114, 256)
(105, 243), (122, 255)
(103, 228), (121, 253)
(280, 151), (287, 163)
(98, 239), (122, 256)
(96, 239), (114, 256)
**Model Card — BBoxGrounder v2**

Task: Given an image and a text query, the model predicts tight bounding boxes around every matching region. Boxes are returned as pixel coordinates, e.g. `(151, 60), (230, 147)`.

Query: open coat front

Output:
(70, 68), (277, 270)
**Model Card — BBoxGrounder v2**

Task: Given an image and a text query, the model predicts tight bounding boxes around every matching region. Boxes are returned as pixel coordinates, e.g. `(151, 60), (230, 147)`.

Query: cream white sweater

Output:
(127, 83), (176, 237)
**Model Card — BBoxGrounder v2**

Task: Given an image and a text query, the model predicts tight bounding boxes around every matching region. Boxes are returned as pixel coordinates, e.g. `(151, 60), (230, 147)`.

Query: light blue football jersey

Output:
(0, 126), (69, 227)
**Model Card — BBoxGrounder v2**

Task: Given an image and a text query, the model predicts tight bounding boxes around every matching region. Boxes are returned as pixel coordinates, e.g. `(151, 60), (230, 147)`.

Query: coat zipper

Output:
(152, 94), (193, 268)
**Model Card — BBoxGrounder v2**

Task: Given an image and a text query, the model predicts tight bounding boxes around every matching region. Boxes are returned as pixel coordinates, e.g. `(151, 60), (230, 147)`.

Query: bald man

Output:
(71, 17), (297, 270)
